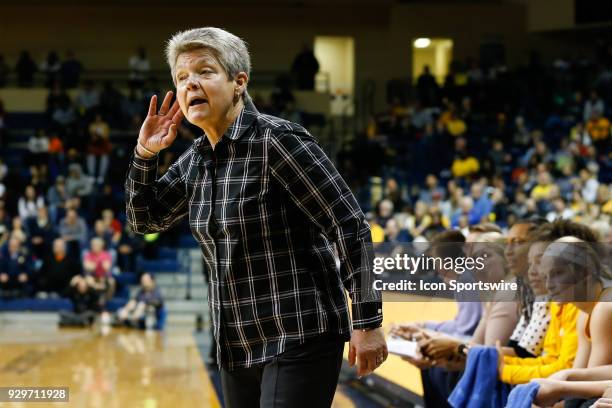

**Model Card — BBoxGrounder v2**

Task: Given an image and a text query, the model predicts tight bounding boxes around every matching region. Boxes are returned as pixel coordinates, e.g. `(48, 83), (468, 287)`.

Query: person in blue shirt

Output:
(115, 272), (164, 329)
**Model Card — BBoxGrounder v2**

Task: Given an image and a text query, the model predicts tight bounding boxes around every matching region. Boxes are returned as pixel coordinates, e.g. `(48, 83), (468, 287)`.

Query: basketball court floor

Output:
(0, 295), (456, 407)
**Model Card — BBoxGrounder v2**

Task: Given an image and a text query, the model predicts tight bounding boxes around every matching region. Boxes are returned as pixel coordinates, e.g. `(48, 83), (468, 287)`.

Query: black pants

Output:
(220, 334), (345, 408)
(421, 366), (462, 408)
(565, 398), (599, 408)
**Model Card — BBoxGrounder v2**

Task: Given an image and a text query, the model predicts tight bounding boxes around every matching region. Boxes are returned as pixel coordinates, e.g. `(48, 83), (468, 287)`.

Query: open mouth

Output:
(189, 98), (208, 107)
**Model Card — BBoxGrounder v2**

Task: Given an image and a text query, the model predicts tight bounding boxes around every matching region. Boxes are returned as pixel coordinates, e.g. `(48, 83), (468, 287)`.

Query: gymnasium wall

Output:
(0, 2), (578, 110)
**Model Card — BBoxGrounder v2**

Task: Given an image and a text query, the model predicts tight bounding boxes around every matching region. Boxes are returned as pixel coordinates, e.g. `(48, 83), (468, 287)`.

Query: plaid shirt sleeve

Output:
(125, 151), (189, 234)
(268, 130), (383, 330)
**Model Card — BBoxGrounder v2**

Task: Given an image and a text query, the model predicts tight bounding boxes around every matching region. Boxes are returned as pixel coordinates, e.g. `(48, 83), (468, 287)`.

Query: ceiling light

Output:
(414, 38), (431, 48)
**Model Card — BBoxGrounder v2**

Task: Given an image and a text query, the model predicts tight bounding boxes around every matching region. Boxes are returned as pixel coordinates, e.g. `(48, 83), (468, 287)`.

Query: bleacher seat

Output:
(0, 298), (72, 312)
(178, 234), (198, 248)
(115, 271), (139, 286)
(138, 258), (180, 272)
(105, 297), (129, 312)
(5, 113), (47, 130)
(158, 246), (178, 260)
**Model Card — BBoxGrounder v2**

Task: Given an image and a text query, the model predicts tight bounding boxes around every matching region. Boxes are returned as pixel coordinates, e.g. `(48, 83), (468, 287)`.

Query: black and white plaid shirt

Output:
(126, 98), (382, 370)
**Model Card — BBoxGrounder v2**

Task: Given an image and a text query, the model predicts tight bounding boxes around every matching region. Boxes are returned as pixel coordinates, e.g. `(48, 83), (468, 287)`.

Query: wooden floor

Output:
(0, 327), (220, 408)
(367, 294), (458, 396)
(0, 294), (457, 407)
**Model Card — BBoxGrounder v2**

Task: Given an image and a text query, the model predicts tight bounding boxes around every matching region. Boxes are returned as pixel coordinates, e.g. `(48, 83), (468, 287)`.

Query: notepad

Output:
(386, 337), (420, 358)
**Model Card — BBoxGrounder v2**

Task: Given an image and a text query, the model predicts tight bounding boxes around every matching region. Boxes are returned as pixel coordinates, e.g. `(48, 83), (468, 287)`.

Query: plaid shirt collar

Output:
(196, 97), (259, 151)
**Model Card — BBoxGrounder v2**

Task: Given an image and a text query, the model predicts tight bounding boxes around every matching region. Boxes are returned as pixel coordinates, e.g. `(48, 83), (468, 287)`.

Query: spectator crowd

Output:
(0, 39), (610, 402)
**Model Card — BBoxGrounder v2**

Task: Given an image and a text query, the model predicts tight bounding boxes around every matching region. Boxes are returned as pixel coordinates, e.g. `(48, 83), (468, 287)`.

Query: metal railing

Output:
(0, 68), (314, 89)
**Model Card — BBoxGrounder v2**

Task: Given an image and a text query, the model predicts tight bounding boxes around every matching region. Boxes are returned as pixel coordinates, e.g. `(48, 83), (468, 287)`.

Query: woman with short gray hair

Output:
(125, 26), (386, 408)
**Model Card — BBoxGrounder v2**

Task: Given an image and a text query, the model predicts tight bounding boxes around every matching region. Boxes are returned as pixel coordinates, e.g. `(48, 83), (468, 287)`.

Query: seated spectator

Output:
(46, 175), (68, 222)
(394, 232), (519, 408)
(446, 110), (467, 137)
(547, 197), (575, 222)
(27, 129), (50, 170)
(101, 208), (122, 235)
(402, 232), (519, 353)
(59, 208), (88, 258)
(419, 174), (446, 204)
(0, 223), (8, 249)
(27, 206), (57, 261)
(382, 218), (411, 256)
(115, 273), (164, 329)
(530, 170), (554, 202)
(0, 158), (7, 185)
(583, 90), (605, 123)
(580, 166), (600, 204)
(120, 86), (144, 126)
(46, 82), (68, 113)
(65, 163), (93, 198)
(470, 183), (493, 224)
(75, 80), (100, 116)
(83, 237), (115, 304)
(18, 185), (45, 220)
(50, 94), (77, 132)
(497, 236), (579, 384)
(37, 238), (81, 297)
(393, 230), (482, 338)
(539, 236), (612, 408)
(451, 196), (474, 228)
(586, 108), (610, 153)
(115, 225), (141, 272)
(91, 219), (112, 249)
(375, 198), (394, 227)
(403, 201), (425, 238)
(0, 237), (33, 298)
(59, 275), (99, 327)
(366, 214), (385, 245)
(98, 81), (125, 126)
(451, 147), (480, 179)
(524, 140), (552, 170)
(384, 178), (408, 211)
(47, 131), (65, 177)
(86, 114), (112, 184)
(10, 216), (28, 244)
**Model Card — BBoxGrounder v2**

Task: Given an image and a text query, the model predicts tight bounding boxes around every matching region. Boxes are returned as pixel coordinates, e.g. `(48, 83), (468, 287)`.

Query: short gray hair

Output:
(165, 27), (251, 85)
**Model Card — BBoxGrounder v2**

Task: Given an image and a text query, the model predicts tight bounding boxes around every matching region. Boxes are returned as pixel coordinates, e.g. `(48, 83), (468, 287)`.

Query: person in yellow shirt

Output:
(586, 109), (610, 142)
(447, 110), (467, 137)
(603, 199), (612, 214)
(451, 152), (480, 178)
(530, 171), (554, 201)
(496, 237), (579, 384)
(368, 218), (385, 244)
(498, 301), (579, 384)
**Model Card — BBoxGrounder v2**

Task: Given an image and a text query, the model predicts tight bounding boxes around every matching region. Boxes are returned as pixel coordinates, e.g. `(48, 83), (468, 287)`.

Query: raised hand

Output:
(137, 91), (184, 157)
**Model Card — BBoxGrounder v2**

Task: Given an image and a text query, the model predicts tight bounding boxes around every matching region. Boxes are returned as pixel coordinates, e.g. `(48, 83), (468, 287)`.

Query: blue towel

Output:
(448, 346), (510, 408)
(506, 382), (540, 408)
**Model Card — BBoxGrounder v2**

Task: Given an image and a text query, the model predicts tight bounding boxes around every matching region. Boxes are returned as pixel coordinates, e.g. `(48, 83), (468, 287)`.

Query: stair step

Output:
(165, 300), (208, 314)
(152, 274), (206, 285)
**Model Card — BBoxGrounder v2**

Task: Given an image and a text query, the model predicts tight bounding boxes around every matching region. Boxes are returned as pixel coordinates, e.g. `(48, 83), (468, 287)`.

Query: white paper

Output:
(386, 337), (420, 358)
